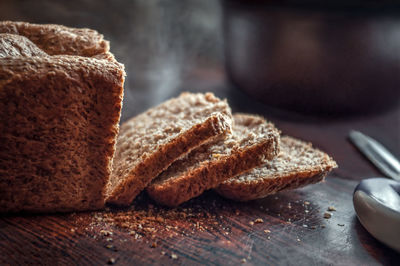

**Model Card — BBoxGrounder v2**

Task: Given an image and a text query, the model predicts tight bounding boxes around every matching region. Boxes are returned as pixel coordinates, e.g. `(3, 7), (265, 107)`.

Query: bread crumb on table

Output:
(107, 258), (116, 264)
(254, 218), (264, 224)
(85, 202), (221, 240)
(100, 230), (113, 236)
(323, 212), (332, 219)
(171, 253), (178, 260)
(328, 206), (336, 211)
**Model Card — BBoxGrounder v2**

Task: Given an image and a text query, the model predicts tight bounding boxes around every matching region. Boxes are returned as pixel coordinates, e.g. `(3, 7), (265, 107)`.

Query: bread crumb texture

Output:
(216, 136), (337, 201)
(107, 92), (232, 206)
(147, 113), (280, 207)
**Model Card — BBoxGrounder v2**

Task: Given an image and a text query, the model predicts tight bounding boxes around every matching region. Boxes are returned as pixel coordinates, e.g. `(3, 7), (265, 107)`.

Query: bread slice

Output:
(106, 92), (233, 206)
(215, 136), (338, 201)
(0, 22), (125, 213)
(146, 113), (280, 207)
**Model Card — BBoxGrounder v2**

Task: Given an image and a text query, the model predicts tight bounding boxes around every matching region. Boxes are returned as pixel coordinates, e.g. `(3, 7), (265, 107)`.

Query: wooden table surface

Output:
(1, 0), (400, 265)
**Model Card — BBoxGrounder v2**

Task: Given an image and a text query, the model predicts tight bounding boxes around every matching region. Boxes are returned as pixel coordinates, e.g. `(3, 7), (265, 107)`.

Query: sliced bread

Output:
(106, 92), (233, 206)
(215, 136), (338, 201)
(146, 113), (280, 207)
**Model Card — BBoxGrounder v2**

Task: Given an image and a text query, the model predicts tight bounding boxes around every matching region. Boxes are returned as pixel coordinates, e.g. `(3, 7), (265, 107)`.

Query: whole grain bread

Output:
(215, 136), (337, 201)
(0, 22), (125, 213)
(106, 92), (233, 206)
(146, 113), (280, 207)
(0, 55), (125, 213)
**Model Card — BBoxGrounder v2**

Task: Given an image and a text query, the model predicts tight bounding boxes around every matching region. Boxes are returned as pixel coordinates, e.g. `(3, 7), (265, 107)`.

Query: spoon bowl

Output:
(353, 177), (400, 252)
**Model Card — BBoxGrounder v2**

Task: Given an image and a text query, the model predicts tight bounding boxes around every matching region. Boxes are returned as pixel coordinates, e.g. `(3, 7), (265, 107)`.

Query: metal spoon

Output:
(349, 130), (400, 252)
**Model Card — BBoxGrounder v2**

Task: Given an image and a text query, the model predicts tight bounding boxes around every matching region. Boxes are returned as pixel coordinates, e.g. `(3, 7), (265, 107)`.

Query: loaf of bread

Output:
(0, 22), (125, 213)
(106, 92), (233, 206)
(215, 136), (337, 201)
(147, 113), (280, 207)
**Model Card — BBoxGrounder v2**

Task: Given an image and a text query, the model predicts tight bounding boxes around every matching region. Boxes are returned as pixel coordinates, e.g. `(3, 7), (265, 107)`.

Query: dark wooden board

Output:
(1, 177), (399, 265)
(1, 0), (400, 265)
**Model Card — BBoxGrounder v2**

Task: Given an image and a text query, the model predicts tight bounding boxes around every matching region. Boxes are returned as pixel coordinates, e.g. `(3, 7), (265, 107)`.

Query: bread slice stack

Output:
(107, 92), (233, 206)
(110, 96), (336, 207)
(146, 114), (280, 206)
(146, 113), (336, 206)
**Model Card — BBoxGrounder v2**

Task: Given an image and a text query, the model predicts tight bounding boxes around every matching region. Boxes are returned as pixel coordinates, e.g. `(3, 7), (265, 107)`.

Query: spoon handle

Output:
(349, 130), (400, 181)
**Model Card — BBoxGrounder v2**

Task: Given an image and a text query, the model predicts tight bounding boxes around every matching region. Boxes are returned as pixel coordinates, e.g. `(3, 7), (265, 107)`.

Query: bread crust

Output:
(0, 21), (109, 57)
(0, 33), (48, 58)
(107, 93), (233, 206)
(147, 114), (280, 207)
(215, 136), (337, 201)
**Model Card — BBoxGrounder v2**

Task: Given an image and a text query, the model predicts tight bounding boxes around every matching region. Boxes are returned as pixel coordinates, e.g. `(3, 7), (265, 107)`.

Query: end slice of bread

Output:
(146, 113), (280, 207)
(106, 92), (233, 206)
(215, 136), (338, 201)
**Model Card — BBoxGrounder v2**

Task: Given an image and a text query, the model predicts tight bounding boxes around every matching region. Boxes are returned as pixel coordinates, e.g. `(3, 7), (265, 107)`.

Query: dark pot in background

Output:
(223, 1), (400, 115)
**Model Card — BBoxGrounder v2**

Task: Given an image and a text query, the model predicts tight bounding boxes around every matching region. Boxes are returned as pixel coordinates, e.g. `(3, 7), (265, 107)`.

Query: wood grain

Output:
(1, 178), (399, 265)
(0, 0), (400, 265)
